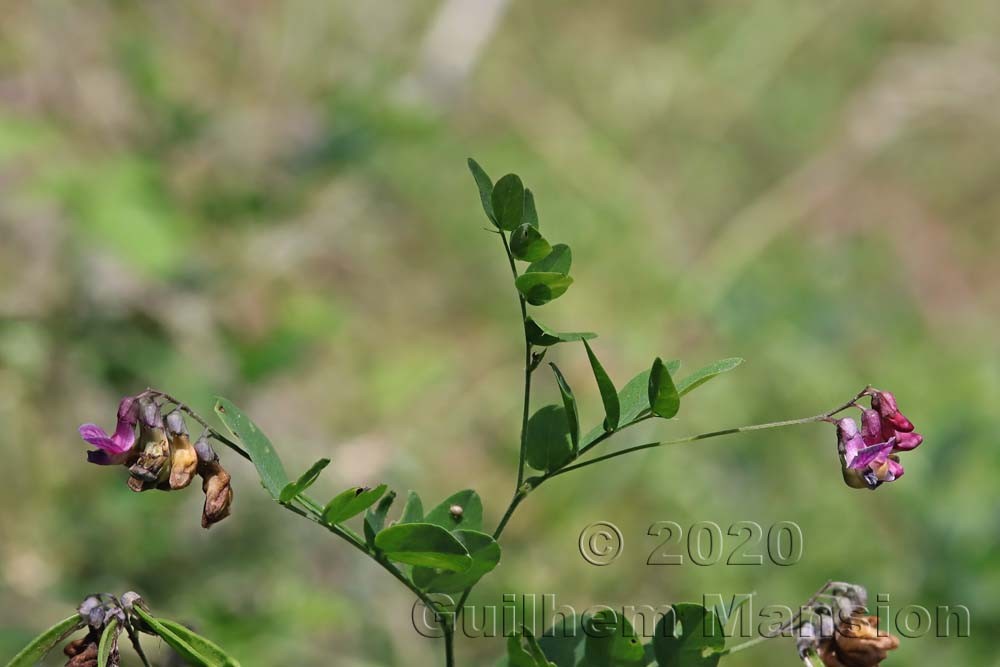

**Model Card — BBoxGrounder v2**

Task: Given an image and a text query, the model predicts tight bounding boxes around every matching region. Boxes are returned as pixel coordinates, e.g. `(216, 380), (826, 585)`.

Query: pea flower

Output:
(834, 389), (921, 490)
(78, 397), (139, 466)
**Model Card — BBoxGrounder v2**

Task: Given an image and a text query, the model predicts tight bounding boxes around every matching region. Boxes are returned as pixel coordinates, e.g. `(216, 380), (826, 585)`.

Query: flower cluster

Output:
(835, 390), (922, 490)
(795, 582), (900, 667)
(78, 395), (233, 528)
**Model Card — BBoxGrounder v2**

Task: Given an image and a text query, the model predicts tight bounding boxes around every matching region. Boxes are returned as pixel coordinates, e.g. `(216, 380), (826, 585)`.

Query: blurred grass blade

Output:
(214, 398), (289, 501)
(648, 357), (680, 419)
(374, 523), (473, 571)
(4, 615), (83, 667)
(323, 484), (388, 524)
(527, 244), (571, 275)
(467, 158), (497, 225)
(549, 363), (580, 452)
(676, 358), (744, 396)
(583, 341), (619, 431)
(156, 619), (242, 667)
(279, 458), (331, 504)
(97, 618), (118, 667)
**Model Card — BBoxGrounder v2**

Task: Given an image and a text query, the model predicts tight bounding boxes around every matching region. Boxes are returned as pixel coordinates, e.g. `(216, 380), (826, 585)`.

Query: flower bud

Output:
(193, 436), (218, 463)
(449, 505), (464, 520)
(870, 391), (914, 433)
(165, 411), (198, 490)
(859, 410), (883, 447)
(796, 621), (817, 658)
(199, 461), (233, 529)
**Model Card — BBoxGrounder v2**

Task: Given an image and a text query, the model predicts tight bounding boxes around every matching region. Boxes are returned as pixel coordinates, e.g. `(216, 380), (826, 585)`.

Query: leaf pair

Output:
(133, 607), (241, 667)
(468, 159), (575, 307)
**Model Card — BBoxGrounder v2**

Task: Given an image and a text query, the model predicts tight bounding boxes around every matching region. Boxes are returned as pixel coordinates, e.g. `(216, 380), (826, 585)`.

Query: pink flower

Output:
(871, 390), (914, 433)
(834, 390), (922, 489)
(78, 397), (139, 465)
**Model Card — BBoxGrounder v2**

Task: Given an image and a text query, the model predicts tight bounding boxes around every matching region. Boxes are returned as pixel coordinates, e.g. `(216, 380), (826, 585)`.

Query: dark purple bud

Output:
(139, 400), (163, 429)
(165, 410), (188, 437)
(193, 436), (218, 463)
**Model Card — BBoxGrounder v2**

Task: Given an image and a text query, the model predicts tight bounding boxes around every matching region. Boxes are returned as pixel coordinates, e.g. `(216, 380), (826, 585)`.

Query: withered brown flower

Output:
(818, 613), (899, 667)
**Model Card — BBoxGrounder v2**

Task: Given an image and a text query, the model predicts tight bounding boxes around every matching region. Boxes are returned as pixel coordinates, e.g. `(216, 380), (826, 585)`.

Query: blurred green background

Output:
(1, 2), (998, 665)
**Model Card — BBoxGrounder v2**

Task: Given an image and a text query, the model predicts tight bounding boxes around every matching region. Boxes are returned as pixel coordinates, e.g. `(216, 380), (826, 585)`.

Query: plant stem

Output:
(498, 231), (532, 490)
(548, 395), (864, 479)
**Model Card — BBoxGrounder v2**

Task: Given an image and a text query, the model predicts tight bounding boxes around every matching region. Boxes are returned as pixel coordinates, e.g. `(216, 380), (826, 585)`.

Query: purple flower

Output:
(871, 390), (914, 433)
(78, 397), (139, 465)
(834, 391), (922, 489)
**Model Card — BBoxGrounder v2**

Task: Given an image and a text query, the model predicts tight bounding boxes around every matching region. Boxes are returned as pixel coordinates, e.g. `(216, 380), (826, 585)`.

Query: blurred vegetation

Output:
(1, 2), (998, 665)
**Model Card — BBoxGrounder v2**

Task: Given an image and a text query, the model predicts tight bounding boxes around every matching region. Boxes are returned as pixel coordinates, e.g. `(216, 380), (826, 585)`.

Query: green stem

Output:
(498, 231), (532, 489)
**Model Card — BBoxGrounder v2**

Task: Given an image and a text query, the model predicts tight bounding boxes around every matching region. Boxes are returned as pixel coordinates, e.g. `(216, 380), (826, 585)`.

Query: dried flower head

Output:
(165, 411), (198, 490)
(199, 460), (233, 529)
(817, 613), (899, 667)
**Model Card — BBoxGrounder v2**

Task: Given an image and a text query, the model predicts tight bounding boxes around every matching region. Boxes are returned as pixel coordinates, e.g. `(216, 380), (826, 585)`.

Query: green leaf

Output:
(527, 244), (571, 275)
(156, 619), (242, 667)
(5, 615), (83, 667)
(652, 603), (725, 667)
(583, 341), (620, 431)
(648, 357), (680, 419)
(365, 490), (397, 546)
(515, 272), (573, 306)
(279, 458), (331, 504)
(507, 628), (557, 667)
(322, 484), (388, 524)
(549, 363), (580, 452)
(525, 405), (574, 472)
(510, 224), (553, 262)
(97, 618), (118, 667)
(214, 398), (289, 501)
(400, 490), (424, 524)
(523, 189), (540, 228)
(492, 174), (525, 231)
(582, 609), (645, 666)
(424, 489), (484, 533)
(467, 158), (496, 226)
(412, 530), (501, 592)
(616, 361), (680, 425)
(676, 358), (744, 396)
(524, 318), (596, 347)
(536, 625), (585, 667)
(374, 523), (473, 571)
(133, 607), (219, 667)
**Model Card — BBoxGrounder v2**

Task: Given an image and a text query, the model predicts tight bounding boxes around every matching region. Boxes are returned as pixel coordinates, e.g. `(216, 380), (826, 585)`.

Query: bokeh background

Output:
(1, 2), (998, 665)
